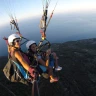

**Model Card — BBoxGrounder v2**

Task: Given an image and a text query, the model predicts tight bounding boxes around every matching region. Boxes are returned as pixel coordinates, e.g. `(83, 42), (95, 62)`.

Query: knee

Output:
(52, 52), (59, 59)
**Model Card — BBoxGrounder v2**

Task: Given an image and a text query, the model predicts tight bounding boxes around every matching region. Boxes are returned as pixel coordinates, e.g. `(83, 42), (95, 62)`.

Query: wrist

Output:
(46, 53), (49, 56)
(46, 56), (49, 59)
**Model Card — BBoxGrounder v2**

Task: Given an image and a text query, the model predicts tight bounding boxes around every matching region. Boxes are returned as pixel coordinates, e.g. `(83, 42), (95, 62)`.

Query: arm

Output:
(45, 49), (51, 66)
(38, 49), (51, 67)
(15, 51), (30, 71)
(38, 54), (49, 67)
(45, 55), (49, 66)
(14, 51), (35, 77)
(38, 58), (46, 66)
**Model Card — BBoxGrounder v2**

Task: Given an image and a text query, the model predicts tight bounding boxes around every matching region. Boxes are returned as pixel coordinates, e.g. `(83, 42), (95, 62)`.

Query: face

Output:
(30, 43), (37, 52)
(14, 38), (21, 48)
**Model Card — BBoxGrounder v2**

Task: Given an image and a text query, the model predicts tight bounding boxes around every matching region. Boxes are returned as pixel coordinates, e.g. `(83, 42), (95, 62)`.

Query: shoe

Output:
(50, 77), (59, 83)
(42, 73), (49, 79)
(55, 66), (62, 71)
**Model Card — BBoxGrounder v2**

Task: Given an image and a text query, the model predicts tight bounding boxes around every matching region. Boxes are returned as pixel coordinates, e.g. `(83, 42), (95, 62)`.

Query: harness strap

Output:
(37, 40), (51, 53)
(12, 60), (29, 79)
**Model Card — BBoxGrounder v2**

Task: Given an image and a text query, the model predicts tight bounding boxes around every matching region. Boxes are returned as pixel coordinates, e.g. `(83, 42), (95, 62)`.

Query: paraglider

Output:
(3, 0), (62, 96)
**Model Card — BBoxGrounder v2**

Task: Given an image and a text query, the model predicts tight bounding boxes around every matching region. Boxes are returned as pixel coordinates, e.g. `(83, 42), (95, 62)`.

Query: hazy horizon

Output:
(0, 11), (96, 56)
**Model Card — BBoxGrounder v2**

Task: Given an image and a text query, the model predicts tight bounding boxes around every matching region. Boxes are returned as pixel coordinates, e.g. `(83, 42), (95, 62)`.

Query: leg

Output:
(51, 52), (62, 71)
(47, 66), (58, 83)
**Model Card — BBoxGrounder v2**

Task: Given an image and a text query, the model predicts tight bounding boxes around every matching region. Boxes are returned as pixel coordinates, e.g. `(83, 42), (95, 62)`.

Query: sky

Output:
(0, 0), (96, 56)
(0, 0), (96, 26)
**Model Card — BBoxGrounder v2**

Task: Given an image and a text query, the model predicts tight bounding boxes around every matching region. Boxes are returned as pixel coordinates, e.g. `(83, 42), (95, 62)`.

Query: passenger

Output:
(7, 34), (35, 79)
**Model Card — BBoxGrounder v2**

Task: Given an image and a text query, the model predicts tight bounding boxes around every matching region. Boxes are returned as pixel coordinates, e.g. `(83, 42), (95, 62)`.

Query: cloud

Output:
(55, 1), (96, 14)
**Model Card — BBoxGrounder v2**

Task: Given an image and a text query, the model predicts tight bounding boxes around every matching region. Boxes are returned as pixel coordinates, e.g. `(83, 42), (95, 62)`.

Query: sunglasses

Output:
(14, 39), (21, 43)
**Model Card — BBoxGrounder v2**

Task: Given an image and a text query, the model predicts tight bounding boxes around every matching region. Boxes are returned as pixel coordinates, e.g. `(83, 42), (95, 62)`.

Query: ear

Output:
(12, 42), (15, 45)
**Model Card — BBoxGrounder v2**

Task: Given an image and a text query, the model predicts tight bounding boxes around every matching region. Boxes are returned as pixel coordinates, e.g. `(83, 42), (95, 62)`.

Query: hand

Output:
(46, 49), (51, 56)
(28, 67), (35, 78)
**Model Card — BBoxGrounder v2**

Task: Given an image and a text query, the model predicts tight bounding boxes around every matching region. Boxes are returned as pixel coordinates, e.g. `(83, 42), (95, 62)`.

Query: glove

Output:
(28, 67), (35, 78)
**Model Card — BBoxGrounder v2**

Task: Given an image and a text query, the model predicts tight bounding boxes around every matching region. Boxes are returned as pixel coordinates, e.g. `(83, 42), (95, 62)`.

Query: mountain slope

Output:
(0, 38), (96, 96)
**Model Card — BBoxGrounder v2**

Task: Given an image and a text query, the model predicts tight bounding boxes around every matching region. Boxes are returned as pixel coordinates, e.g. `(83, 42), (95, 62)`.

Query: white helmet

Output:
(8, 34), (20, 45)
(26, 40), (36, 49)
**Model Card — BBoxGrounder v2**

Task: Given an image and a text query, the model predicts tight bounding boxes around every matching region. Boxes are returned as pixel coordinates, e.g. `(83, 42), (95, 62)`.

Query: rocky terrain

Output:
(0, 38), (96, 96)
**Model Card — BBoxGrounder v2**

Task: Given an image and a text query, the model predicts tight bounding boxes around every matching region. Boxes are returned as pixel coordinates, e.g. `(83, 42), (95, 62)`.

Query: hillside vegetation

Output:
(0, 38), (96, 96)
